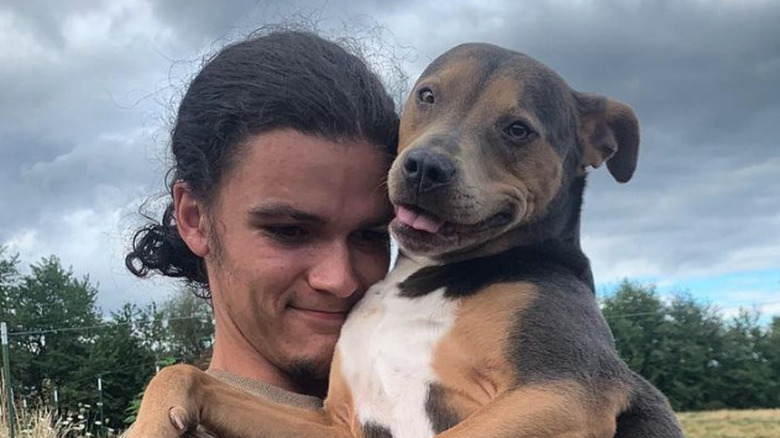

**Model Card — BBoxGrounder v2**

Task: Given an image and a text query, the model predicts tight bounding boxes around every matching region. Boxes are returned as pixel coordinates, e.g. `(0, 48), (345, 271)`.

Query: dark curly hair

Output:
(125, 30), (399, 297)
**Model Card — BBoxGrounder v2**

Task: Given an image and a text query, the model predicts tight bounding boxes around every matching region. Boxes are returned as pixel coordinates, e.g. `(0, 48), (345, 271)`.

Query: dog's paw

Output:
(124, 406), (194, 438)
(169, 405), (195, 433)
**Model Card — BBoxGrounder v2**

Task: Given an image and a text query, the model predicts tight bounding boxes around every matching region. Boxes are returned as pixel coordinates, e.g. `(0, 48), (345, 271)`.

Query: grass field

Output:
(678, 409), (780, 438)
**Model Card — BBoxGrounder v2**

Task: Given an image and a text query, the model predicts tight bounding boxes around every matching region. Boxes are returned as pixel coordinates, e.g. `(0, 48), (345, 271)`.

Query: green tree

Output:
(602, 280), (780, 411)
(718, 310), (775, 409)
(134, 301), (167, 354)
(4, 256), (101, 411)
(763, 316), (780, 406)
(88, 303), (157, 429)
(162, 287), (214, 364)
(1, 252), (217, 428)
(0, 247), (20, 322)
(662, 294), (725, 411)
(121, 289), (213, 425)
(602, 280), (669, 382)
(133, 287), (214, 364)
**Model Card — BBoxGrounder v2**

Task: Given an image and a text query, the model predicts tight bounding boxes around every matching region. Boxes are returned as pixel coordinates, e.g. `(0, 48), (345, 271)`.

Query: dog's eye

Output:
(418, 87), (435, 104)
(505, 121), (534, 141)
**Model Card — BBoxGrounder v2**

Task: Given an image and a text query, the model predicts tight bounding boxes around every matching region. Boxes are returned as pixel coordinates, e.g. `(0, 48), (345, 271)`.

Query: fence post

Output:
(97, 376), (104, 438)
(1, 322), (16, 438)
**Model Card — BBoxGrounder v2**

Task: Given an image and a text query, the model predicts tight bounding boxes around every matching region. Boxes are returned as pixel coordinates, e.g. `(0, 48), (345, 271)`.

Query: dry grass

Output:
(678, 409), (780, 438)
(1, 375), (119, 438)
(0, 409), (67, 438)
(1, 404), (87, 438)
(1, 377), (57, 438)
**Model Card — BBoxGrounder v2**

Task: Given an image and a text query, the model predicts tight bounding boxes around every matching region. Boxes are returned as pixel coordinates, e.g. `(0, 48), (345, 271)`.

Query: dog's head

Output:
(389, 43), (639, 258)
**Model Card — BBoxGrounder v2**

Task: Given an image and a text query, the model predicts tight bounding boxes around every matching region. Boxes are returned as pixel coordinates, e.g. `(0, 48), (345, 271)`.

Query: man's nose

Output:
(307, 241), (360, 298)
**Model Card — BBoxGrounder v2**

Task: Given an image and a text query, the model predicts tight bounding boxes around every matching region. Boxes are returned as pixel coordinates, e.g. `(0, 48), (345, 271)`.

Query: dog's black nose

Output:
(402, 150), (456, 192)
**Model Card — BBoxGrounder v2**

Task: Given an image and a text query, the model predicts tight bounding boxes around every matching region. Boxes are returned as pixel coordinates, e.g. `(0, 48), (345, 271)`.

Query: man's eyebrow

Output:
(247, 203), (326, 224)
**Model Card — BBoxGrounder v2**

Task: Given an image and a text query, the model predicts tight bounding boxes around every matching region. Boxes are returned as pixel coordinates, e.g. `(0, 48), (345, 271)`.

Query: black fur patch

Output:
(507, 271), (620, 384)
(615, 373), (685, 438)
(398, 239), (593, 299)
(425, 383), (460, 433)
(363, 423), (393, 438)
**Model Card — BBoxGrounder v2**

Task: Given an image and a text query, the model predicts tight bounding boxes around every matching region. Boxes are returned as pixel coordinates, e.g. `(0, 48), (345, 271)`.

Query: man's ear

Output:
(575, 92), (640, 183)
(173, 181), (210, 257)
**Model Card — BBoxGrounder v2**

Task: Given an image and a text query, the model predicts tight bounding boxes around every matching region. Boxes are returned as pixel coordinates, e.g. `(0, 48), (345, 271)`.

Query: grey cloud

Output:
(1, 0), (777, 311)
(372, 0), (780, 282)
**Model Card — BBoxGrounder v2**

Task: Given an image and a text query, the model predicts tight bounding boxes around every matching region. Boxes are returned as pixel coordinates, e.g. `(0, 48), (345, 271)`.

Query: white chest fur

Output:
(337, 257), (460, 438)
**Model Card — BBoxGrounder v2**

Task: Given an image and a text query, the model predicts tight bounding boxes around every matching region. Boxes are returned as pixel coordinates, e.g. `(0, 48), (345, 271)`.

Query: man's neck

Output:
(208, 323), (299, 394)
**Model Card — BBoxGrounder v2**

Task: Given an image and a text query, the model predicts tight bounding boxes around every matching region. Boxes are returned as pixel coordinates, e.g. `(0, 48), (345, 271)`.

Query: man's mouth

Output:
(288, 306), (350, 323)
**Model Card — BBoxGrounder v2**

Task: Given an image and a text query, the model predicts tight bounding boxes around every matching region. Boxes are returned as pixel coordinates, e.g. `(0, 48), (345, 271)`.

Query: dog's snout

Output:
(402, 150), (456, 192)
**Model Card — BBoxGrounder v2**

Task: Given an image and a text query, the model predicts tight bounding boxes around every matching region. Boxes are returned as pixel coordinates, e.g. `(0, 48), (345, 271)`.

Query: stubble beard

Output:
(287, 358), (329, 398)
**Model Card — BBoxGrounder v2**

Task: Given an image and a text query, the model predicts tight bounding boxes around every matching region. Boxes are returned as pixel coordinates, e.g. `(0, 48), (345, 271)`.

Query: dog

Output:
(128, 43), (684, 438)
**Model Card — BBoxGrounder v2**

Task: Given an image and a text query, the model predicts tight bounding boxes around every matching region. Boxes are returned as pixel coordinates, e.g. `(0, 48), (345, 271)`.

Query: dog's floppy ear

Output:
(575, 92), (640, 183)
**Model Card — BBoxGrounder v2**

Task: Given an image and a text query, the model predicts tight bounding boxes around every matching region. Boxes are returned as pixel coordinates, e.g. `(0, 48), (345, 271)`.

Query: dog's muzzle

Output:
(402, 150), (456, 193)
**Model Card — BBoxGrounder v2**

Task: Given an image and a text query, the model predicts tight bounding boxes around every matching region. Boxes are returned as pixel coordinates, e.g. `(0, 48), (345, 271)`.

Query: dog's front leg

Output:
(127, 364), (343, 438)
(126, 365), (204, 438)
(435, 382), (614, 438)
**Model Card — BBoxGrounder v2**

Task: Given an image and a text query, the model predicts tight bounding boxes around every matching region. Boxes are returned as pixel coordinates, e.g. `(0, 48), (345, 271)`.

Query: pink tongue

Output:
(396, 206), (444, 234)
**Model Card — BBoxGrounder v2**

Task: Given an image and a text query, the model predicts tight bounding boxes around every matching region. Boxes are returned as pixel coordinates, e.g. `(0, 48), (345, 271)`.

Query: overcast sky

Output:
(1, 0), (778, 318)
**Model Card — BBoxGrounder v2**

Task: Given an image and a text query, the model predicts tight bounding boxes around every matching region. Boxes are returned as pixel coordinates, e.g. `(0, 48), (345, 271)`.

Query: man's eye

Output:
(264, 226), (310, 242)
(354, 229), (390, 246)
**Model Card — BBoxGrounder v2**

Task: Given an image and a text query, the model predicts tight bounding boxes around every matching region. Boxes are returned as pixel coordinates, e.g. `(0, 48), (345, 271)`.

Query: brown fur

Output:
(430, 283), (537, 419)
(324, 352), (361, 436)
(436, 381), (598, 438)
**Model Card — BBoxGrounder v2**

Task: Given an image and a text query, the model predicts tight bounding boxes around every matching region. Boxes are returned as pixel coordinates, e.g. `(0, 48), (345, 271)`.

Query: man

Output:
(126, 29), (399, 434)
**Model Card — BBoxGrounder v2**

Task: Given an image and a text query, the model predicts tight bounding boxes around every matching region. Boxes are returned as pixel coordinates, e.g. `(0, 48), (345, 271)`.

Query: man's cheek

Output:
(363, 253), (391, 285)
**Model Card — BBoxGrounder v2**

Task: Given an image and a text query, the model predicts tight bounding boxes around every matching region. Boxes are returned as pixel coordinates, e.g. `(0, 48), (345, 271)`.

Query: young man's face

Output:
(193, 129), (393, 394)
